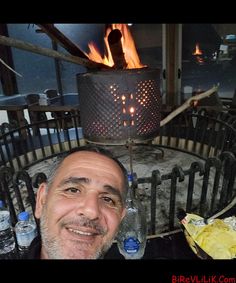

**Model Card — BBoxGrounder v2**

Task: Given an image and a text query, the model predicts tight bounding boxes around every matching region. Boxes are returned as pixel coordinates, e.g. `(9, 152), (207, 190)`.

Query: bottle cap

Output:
(127, 173), (133, 182)
(18, 211), (30, 221)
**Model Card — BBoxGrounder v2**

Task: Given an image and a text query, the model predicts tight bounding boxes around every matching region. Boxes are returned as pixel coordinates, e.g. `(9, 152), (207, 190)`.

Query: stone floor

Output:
(27, 145), (203, 180)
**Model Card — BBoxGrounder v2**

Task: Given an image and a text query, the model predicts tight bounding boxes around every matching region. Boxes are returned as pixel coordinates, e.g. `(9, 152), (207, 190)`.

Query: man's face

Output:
(35, 151), (126, 259)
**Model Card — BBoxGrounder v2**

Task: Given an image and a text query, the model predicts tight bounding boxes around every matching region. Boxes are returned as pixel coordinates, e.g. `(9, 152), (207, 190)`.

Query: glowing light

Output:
(129, 107), (135, 113)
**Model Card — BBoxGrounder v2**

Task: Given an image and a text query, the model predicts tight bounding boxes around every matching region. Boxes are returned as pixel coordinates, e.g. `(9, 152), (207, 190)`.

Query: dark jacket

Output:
(23, 235), (122, 259)
(24, 235), (41, 259)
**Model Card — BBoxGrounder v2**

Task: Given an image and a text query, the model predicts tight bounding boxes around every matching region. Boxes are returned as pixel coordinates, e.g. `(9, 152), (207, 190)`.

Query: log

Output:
(108, 29), (127, 69)
(37, 24), (88, 59)
(160, 85), (219, 127)
(0, 35), (111, 70)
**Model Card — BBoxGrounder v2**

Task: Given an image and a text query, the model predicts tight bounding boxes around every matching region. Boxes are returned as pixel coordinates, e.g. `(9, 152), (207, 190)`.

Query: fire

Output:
(192, 100), (198, 108)
(192, 43), (203, 56)
(84, 24), (146, 69)
(192, 43), (204, 64)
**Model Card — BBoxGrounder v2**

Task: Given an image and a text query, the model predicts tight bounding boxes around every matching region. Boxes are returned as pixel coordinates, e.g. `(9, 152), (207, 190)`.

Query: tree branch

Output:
(160, 85), (219, 127)
(0, 57), (22, 77)
(0, 35), (111, 70)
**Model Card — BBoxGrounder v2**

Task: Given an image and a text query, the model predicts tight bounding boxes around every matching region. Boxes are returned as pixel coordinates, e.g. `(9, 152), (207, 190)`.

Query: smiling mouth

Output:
(68, 228), (96, 236)
(66, 227), (100, 237)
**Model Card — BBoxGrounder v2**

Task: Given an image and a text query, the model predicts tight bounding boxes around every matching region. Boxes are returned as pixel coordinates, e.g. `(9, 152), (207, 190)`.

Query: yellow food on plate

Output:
(181, 213), (236, 259)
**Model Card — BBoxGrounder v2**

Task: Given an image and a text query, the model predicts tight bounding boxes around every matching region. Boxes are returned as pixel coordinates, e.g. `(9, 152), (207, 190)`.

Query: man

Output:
(27, 145), (128, 259)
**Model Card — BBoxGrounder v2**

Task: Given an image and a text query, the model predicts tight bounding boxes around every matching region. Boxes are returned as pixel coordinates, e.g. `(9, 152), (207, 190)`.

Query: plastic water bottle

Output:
(116, 173), (147, 259)
(39, 93), (49, 105)
(0, 200), (16, 255)
(15, 211), (37, 255)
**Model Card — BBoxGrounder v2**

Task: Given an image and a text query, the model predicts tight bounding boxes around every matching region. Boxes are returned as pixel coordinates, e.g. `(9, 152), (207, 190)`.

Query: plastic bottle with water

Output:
(116, 173), (147, 259)
(15, 211), (37, 256)
(39, 93), (49, 106)
(0, 200), (16, 256)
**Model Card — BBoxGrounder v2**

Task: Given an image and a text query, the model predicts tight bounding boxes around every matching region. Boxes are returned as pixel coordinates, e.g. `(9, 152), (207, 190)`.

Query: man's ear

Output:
(35, 182), (47, 219)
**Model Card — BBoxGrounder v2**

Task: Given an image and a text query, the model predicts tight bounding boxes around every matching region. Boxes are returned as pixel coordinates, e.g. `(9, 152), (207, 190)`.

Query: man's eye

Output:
(65, 187), (80, 193)
(102, 196), (115, 205)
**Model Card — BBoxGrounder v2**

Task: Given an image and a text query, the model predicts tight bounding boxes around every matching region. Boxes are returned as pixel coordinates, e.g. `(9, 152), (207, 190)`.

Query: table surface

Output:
(28, 95), (80, 112)
(0, 95), (27, 111)
(105, 231), (199, 259)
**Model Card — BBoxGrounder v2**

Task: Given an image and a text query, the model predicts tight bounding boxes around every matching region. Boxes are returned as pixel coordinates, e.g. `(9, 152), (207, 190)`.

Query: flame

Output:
(192, 100), (198, 108)
(192, 43), (204, 64)
(192, 43), (203, 56)
(84, 24), (146, 69)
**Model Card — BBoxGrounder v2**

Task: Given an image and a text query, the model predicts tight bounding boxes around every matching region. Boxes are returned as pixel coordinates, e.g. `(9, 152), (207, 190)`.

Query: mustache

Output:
(62, 217), (107, 235)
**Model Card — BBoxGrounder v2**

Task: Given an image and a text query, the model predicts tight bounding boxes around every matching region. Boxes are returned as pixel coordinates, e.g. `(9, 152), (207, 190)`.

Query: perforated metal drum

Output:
(77, 68), (161, 145)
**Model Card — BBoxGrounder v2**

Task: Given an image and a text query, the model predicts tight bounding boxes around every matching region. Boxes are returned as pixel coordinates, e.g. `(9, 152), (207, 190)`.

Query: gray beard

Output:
(39, 206), (115, 259)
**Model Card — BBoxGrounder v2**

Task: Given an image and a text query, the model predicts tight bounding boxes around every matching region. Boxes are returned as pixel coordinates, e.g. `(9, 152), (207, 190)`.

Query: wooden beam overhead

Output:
(0, 34), (111, 70)
(37, 24), (89, 59)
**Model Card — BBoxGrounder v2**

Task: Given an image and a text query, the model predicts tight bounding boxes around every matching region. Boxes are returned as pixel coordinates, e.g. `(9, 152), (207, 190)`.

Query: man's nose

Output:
(76, 194), (100, 220)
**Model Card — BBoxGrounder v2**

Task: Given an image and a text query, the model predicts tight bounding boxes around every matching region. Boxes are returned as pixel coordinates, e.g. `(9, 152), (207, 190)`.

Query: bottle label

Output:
(0, 211), (10, 231)
(123, 237), (140, 254)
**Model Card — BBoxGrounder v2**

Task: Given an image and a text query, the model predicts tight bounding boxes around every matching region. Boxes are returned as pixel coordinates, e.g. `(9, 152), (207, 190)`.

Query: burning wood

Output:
(85, 24), (146, 69)
(108, 29), (127, 69)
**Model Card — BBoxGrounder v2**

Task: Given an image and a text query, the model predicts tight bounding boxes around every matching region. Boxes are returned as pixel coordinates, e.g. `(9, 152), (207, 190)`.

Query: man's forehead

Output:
(61, 151), (123, 175)
(65, 151), (114, 164)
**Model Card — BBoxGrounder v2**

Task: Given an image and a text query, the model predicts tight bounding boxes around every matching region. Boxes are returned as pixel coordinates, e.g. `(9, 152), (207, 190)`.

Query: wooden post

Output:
(0, 24), (18, 96)
(0, 24), (22, 127)
(52, 40), (63, 96)
(164, 24), (182, 106)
